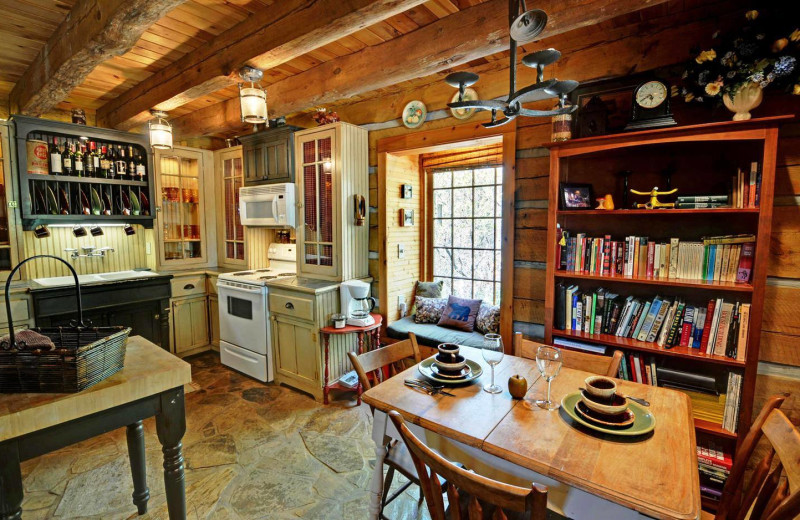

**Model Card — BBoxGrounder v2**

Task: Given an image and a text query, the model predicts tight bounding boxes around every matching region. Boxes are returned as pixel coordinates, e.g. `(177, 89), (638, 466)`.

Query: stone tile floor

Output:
(19, 352), (432, 519)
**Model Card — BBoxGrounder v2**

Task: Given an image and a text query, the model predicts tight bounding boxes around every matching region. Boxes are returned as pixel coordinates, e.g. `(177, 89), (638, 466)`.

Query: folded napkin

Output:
(0, 329), (56, 351)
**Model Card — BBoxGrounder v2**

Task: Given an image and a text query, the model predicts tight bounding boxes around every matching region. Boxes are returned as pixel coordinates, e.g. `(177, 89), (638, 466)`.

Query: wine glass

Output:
(535, 345), (562, 410)
(482, 333), (504, 394)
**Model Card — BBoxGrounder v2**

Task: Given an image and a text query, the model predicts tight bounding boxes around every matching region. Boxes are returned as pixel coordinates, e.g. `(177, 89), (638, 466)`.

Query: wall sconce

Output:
(72, 225), (87, 237)
(90, 225), (104, 237)
(238, 66), (268, 124)
(354, 195), (366, 226)
(33, 225), (50, 238)
(148, 109), (173, 150)
(123, 224), (136, 236)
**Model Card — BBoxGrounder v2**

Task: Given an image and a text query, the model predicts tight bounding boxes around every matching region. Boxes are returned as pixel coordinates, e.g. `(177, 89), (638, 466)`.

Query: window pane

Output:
(303, 165), (318, 237)
(495, 218), (503, 249)
(453, 169), (471, 187)
(433, 170), (451, 189)
(304, 244), (318, 265)
(474, 167), (495, 185)
(434, 190), (451, 218)
(474, 219), (494, 249)
(453, 249), (472, 279)
(434, 248), (452, 277)
(474, 281), (494, 302)
(496, 185), (503, 216)
(435, 277), (452, 297)
(452, 188), (472, 218)
(303, 141), (315, 163)
(473, 250), (494, 281)
(495, 250), (502, 281)
(452, 219), (472, 248)
(433, 219), (452, 247)
(453, 278), (472, 299)
(495, 282), (502, 306)
(474, 186), (494, 217)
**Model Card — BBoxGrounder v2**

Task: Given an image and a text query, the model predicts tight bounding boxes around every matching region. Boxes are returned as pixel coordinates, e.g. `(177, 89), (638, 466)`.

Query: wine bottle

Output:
(107, 145), (116, 178)
(49, 137), (62, 175)
(85, 142), (96, 177)
(74, 145), (85, 177)
(99, 145), (110, 178)
(127, 145), (135, 179)
(90, 142), (100, 177)
(118, 145), (127, 179)
(63, 143), (73, 176)
(135, 148), (146, 178)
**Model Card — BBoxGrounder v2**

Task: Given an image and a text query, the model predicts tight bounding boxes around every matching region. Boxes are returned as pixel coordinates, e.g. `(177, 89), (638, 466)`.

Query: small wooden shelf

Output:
(554, 270), (754, 292)
(695, 418), (738, 439)
(26, 174), (148, 187)
(552, 329), (746, 367)
(557, 208), (760, 216)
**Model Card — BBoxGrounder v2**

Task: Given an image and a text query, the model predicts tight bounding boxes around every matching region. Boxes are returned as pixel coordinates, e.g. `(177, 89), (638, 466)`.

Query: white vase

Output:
(723, 82), (763, 121)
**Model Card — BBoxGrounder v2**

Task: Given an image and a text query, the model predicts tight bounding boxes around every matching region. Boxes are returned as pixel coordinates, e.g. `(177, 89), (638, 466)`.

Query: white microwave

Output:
(239, 183), (295, 227)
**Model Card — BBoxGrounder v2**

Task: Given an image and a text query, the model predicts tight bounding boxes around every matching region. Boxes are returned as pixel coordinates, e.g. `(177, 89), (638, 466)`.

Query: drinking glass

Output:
(482, 333), (504, 394)
(535, 345), (562, 410)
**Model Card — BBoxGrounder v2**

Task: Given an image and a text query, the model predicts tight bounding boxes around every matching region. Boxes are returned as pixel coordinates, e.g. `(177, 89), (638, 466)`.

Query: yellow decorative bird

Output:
(630, 187), (678, 209)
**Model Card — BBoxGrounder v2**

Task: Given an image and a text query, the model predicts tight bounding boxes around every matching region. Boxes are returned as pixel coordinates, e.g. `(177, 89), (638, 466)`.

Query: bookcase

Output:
(543, 116), (789, 509)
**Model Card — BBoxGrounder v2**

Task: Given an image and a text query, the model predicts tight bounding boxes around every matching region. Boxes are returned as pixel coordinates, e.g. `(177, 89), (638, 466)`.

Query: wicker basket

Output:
(0, 255), (131, 393)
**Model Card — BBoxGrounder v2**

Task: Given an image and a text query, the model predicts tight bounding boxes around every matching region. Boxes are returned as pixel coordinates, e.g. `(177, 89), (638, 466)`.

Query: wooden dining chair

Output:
(705, 393), (800, 520)
(389, 410), (551, 520)
(513, 332), (623, 378)
(348, 333), (429, 519)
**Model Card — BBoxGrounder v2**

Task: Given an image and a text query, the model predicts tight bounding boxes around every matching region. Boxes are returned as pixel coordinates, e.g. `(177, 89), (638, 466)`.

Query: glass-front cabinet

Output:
(0, 122), (21, 281)
(155, 146), (215, 268)
(215, 146), (245, 267)
(298, 127), (336, 277)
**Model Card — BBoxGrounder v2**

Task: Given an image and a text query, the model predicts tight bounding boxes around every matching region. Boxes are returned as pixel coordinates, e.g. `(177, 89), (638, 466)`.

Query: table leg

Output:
(357, 331), (364, 355)
(369, 412), (388, 520)
(156, 387), (187, 520)
(0, 440), (22, 520)
(323, 333), (330, 405)
(375, 326), (381, 349)
(126, 420), (150, 515)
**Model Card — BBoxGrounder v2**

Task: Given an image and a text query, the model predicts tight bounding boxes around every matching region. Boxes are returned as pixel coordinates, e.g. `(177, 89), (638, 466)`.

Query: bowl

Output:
(580, 389), (629, 415)
(434, 353), (467, 372)
(437, 343), (460, 359)
(584, 375), (617, 399)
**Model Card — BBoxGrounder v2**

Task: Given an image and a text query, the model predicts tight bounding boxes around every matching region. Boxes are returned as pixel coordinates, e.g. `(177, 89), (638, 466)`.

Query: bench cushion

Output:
(387, 316), (486, 348)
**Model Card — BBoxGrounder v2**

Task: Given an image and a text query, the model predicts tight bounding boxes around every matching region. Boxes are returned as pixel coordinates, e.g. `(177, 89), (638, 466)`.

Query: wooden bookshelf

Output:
(544, 117), (789, 453)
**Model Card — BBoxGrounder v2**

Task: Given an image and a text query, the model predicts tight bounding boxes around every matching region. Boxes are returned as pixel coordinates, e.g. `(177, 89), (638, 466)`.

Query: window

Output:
(432, 166), (503, 305)
(221, 153), (244, 261)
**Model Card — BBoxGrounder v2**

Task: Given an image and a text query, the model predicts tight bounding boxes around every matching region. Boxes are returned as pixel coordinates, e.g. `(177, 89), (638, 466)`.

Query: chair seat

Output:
(448, 491), (571, 520)
(386, 440), (419, 483)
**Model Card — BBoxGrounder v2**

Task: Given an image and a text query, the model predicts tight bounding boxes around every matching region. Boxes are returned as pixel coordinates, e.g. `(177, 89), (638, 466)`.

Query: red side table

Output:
(320, 313), (383, 405)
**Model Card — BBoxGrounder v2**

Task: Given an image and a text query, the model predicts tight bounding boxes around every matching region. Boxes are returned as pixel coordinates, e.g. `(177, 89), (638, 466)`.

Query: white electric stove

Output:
(217, 243), (296, 381)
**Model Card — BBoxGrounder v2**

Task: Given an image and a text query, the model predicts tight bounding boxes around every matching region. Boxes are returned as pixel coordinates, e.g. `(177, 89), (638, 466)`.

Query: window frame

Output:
(215, 146), (247, 268)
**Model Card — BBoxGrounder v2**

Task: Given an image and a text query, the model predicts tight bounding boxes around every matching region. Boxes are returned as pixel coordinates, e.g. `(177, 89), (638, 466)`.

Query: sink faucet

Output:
(65, 246), (115, 260)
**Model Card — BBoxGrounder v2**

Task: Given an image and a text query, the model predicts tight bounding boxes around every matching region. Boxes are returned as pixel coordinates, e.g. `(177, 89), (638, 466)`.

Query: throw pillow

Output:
(476, 303), (501, 334)
(410, 280), (444, 315)
(437, 295), (482, 332)
(414, 297), (447, 324)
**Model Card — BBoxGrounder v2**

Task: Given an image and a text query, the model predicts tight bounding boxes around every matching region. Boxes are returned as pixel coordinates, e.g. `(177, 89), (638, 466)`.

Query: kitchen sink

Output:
(33, 270), (159, 287)
(95, 270), (160, 281)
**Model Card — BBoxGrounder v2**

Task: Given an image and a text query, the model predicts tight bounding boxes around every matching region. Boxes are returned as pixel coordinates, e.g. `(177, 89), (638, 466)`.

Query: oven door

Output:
(217, 282), (269, 355)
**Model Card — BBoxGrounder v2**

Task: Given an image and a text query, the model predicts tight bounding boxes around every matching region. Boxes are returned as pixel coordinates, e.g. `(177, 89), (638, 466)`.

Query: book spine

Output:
(646, 241), (655, 278)
(648, 300), (671, 343)
(669, 238), (679, 279)
(615, 241), (624, 275)
(736, 242), (755, 283)
(679, 306), (695, 347)
(665, 302), (686, 348)
(737, 303), (750, 362)
(677, 195), (729, 203)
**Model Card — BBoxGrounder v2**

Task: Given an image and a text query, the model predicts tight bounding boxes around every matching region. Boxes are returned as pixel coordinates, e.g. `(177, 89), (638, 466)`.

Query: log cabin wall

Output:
(307, 1), (800, 419)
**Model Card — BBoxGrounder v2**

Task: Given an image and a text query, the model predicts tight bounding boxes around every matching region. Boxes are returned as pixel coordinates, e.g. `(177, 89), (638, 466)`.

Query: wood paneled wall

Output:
(381, 153), (422, 323)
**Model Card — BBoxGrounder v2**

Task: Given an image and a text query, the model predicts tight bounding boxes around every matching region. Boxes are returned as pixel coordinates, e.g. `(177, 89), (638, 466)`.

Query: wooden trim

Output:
(499, 130), (516, 351)
(378, 151), (389, 337)
(424, 158), (434, 282)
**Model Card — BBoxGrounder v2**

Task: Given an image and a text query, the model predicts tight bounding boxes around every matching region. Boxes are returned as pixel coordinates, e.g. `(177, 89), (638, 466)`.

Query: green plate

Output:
(418, 357), (483, 385)
(561, 392), (656, 437)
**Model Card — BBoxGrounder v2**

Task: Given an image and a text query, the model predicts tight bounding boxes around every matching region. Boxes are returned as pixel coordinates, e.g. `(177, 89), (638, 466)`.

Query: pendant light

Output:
(148, 110), (173, 150)
(238, 66), (268, 124)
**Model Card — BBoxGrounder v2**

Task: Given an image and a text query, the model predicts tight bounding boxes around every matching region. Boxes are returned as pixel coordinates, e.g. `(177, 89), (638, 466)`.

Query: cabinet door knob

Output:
(285, 302), (294, 310)
(184, 284), (195, 290)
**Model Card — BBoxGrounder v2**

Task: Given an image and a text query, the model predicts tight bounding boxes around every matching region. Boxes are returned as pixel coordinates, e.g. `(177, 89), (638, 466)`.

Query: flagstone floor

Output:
(19, 352), (431, 519)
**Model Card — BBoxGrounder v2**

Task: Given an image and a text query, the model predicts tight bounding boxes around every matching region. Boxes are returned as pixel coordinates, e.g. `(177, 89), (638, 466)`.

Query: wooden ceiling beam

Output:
(9, 0), (185, 117)
(97, 0), (431, 131)
(170, 0), (671, 138)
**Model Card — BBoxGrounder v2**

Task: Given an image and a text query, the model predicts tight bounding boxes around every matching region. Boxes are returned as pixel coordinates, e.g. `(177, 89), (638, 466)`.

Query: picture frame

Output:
(400, 208), (414, 226)
(401, 184), (413, 199)
(559, 183), (594, 210)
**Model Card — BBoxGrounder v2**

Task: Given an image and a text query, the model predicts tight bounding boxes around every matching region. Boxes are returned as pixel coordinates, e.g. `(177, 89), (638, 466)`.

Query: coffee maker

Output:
(340, 279), (376, 327)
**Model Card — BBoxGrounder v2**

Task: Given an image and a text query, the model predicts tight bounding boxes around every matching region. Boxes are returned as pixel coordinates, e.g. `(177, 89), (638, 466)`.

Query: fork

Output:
(404, 379), (455, 397)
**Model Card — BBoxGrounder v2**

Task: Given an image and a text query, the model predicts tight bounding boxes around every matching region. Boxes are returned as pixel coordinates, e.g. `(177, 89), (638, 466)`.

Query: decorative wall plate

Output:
(402, 100), (427, 129)
(450, 88), (478, 120)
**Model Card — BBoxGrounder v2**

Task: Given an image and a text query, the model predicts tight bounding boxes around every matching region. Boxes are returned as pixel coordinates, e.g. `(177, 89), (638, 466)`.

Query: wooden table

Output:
(362, 346), (700, 520)
(320, 312), (382, 405)
(0, 336), (192, 520)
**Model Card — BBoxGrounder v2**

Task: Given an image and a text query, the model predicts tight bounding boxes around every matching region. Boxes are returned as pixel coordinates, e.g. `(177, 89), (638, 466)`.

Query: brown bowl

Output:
(580, 389), (629, 415)
(584, 375), (617, 399)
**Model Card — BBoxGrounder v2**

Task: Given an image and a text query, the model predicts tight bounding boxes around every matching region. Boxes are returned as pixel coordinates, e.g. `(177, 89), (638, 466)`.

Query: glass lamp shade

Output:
(240, 86), (268, 124)
(149, 121), (173, 150)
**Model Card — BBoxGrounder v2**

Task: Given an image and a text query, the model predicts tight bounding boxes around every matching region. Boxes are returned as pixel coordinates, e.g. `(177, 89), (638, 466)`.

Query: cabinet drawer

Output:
(171, 275), (207, 298)
(269, 293), (314, 321)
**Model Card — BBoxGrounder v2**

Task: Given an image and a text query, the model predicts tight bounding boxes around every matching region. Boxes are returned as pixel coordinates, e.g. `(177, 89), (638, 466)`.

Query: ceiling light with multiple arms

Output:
(445, 0), (579, 128)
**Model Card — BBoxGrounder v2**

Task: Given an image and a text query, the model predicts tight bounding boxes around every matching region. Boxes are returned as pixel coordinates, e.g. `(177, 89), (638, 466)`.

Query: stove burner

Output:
(277, 272), (296, 277)
(259, 275), (277, 280)
(254, 269), (272, 273)
(233, 271), (255, 276)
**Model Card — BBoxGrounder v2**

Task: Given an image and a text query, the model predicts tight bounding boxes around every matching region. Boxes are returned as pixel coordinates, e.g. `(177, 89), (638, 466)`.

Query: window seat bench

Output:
(385, 316), (486, 349)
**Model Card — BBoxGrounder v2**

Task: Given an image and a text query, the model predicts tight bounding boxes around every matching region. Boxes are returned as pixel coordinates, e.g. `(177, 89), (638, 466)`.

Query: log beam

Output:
(170, 0), (670, 137)
(97, 0), (430, 131)
(9, 0), (185, 117)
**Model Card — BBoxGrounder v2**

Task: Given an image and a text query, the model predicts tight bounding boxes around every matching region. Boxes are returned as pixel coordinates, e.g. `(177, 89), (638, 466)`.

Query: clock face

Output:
(635, 81), (668, 109)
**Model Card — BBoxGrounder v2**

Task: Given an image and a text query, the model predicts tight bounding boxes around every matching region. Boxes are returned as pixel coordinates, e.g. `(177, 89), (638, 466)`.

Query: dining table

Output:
(361, 345), (701, 520)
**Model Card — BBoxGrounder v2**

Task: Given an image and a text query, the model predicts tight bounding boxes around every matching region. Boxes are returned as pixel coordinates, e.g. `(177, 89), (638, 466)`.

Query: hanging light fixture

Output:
(148, 110), (173, 150)
(238, 66), (268, 124)
(444, 0), (578, 128)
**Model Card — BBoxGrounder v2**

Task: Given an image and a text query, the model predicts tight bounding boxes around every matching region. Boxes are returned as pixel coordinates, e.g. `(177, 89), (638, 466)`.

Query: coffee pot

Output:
(340, 279), (376, 327)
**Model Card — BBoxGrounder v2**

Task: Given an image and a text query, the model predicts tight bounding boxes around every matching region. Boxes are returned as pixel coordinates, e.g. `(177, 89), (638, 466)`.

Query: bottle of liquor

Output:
(99, 145), (110, 178)
(127, 145), (136, 179)
(85, 142), (96, 177)
(49, 137), (62, 175)
(74, 145), (85, 177)
(117, 145), (127, 179)
(90, 142), (100, 177)
(107, 144), (116, 178)
(63, 143), (73, 176)
(135, 148), (146, 178)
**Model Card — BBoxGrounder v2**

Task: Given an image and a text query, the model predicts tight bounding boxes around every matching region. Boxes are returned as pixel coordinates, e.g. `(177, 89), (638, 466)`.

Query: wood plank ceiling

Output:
(0, 0), (489, 124)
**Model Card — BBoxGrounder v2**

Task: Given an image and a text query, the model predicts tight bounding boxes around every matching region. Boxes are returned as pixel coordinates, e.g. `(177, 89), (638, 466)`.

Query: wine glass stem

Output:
(546, 379), (552, 404)
(491, 365), (495, 388)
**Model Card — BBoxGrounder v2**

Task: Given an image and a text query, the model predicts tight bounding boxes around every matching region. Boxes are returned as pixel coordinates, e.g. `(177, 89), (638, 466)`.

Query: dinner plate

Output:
(430, 363), (472, 379)
(418, 356), (483, 385)
(575, 400), (635, 428)
(561, 392), (655, 436)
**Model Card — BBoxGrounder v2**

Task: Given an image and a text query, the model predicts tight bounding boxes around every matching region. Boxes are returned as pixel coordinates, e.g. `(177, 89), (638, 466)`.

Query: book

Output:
(706, 298), (723, 355)
(637, 296), (662, 341)
(648, 298), (672, 343)
(677, 195), (729, 203)
(632, 300), (651, 339)
(555, 282), (567, 330)
(657, 300), (679, 347)
(679, 306), (695, 347)
(712, 302), (734, 356)
(693, 308), (707, 349)
(736, 242), (755, 283)
(664, 301), (686, 348)
(737, 303), (750, 362)
(725, 303), (740, 359)
(675, 202), (729, 209)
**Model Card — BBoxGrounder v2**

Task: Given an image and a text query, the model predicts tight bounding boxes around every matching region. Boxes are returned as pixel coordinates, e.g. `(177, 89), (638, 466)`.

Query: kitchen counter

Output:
(265, 276), (339, 294)
(28, 270), (173, 291)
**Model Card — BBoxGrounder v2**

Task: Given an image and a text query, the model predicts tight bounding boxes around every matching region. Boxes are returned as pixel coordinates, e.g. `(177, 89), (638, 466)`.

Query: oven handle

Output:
(216, 282), (264, 294)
